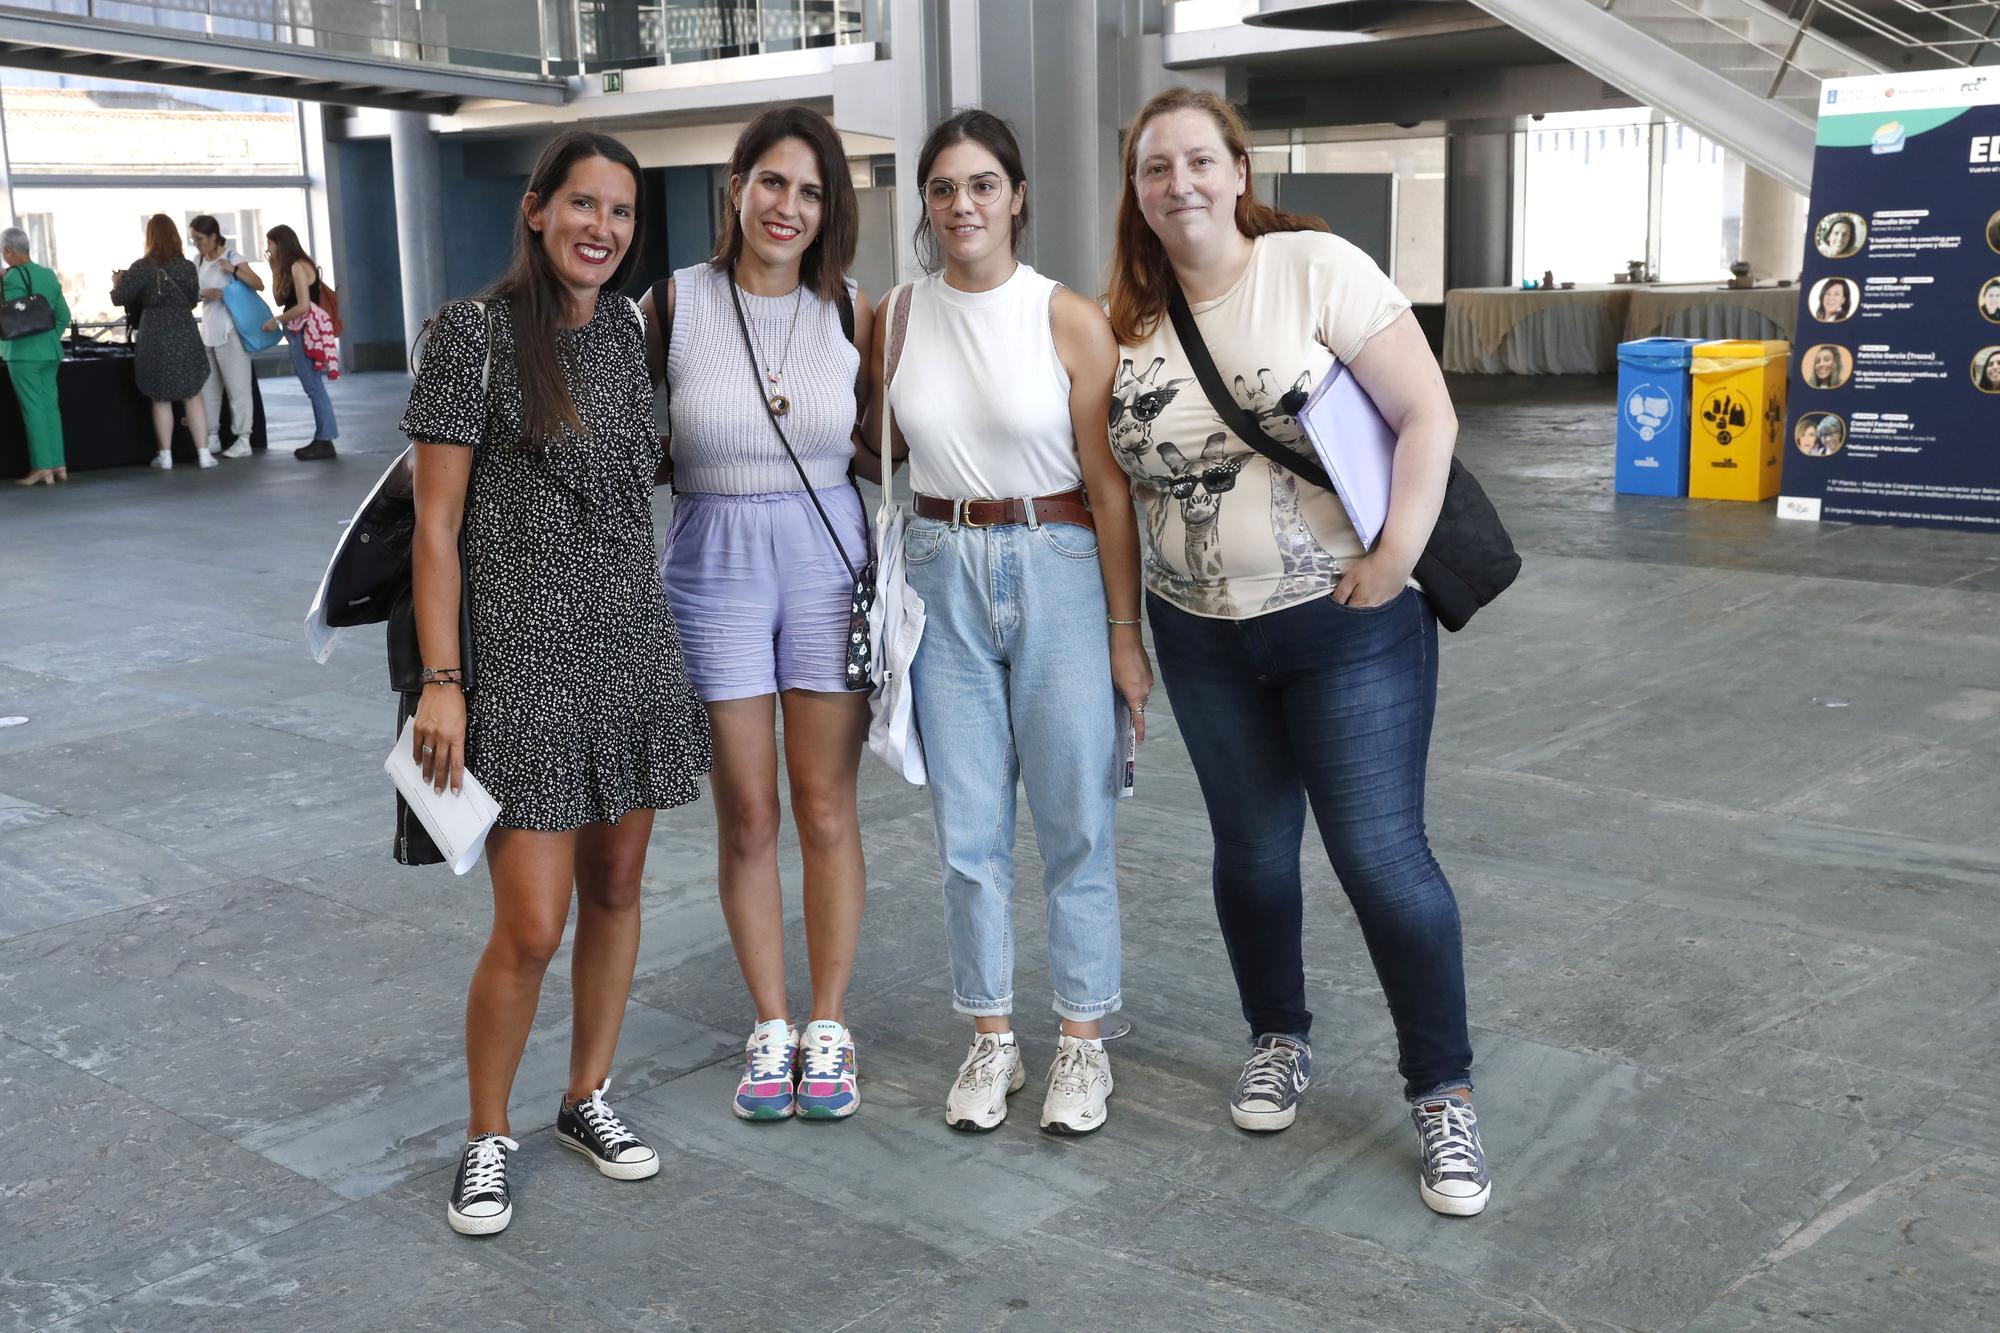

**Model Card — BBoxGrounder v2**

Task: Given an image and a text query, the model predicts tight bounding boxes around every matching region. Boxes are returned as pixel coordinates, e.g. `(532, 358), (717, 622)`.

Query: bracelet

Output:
(1106, 617), (1140, 626)
(419, 666), (463, 686)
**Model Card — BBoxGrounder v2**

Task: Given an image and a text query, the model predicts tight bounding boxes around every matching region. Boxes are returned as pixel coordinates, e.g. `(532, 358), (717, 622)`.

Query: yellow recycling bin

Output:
(1688, 339), (1788, 501)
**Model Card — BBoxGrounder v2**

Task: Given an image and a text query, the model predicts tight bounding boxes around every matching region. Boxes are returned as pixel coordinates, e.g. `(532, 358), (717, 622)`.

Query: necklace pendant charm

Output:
(769, 393), (791, 416)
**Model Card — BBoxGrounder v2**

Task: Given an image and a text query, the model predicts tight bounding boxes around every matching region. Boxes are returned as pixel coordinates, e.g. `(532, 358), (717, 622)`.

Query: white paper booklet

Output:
(1114, 697), (1137, 800)
(1295, 361), (1398, 552)
(384, 717), (502, 875)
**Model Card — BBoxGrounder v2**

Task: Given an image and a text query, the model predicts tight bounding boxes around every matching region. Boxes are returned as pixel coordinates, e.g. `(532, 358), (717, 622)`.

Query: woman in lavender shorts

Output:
(642, 106), (875, 1123)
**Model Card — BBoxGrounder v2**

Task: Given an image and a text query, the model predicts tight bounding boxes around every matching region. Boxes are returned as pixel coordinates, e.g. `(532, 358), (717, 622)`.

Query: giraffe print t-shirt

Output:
(1114, 230), (1410, 621)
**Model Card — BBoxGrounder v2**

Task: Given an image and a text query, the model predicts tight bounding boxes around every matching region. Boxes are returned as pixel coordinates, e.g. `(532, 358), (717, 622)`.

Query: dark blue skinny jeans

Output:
(1147, 586), (1472, 1100)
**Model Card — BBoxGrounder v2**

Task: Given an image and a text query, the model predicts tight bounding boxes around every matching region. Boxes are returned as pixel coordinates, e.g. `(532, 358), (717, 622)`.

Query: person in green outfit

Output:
(1, 225), (71, 486)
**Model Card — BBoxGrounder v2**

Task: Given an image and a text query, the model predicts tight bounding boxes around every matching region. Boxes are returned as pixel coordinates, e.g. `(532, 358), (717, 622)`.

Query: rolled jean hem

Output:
(1051, 991), (1122, 1023)
(1410, 1076), (1475, 1102)
(951, 993), (1013, 1019)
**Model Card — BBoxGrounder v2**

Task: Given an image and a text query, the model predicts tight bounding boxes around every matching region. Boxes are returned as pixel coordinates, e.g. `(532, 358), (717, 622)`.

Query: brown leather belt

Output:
(912, 487), (1094, 531)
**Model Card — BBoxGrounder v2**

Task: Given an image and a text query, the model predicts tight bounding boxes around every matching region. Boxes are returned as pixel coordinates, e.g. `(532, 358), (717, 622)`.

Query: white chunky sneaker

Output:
(194, 447), (218, 469)
(945, 1032), (1024, 1132)
(1039, 1034), (1112, 1136)
(148, 452), (172, 470)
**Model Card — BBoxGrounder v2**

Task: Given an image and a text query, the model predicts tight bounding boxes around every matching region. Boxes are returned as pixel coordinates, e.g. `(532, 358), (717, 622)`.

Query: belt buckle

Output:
(960, 495), (998, 529)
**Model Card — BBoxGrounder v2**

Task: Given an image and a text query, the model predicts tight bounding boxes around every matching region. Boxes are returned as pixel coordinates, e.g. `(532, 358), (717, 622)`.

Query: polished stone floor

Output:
(3, 372), (1997, 1332)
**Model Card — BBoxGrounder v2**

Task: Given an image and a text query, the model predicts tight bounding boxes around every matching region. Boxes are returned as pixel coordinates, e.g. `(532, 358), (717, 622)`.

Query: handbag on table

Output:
(1166, 286), (1520, 631)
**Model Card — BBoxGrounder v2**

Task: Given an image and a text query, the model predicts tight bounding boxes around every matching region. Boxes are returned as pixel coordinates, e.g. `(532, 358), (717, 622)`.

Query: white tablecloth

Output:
(1443, 283), (1802, 374)
(1625, 285), (1797, 342)
(1443, 285), (1632, 374)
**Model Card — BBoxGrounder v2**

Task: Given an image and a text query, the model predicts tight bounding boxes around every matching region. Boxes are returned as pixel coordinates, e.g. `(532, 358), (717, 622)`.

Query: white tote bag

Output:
(865, 285), (927, 785)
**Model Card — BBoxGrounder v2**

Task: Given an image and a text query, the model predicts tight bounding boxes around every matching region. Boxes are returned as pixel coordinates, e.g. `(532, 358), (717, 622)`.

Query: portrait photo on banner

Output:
(1810, 276), (1859, 323)
(1814, 212), (1866, 259)
(1802, 343), (1853, 389)
(1979, 277), (2000, 324)
(1975, 347), (2000, 395)
(1794, 412), (1847, 457)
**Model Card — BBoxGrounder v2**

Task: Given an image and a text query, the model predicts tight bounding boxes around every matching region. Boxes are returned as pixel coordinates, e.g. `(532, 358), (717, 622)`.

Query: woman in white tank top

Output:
(868, 110), (1152, 1137)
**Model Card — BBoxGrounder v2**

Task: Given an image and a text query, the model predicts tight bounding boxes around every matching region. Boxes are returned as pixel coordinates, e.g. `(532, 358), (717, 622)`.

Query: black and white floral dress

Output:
(399, 290), (711, 831)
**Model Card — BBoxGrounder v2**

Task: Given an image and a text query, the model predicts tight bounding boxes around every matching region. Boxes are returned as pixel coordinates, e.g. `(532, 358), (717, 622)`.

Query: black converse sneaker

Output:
(1230, 1034), (1312, 1131)
(447, 1133), (519, 1236)
(555, 1078), (660, 1180)
(1411, 1092), (1492, 1217)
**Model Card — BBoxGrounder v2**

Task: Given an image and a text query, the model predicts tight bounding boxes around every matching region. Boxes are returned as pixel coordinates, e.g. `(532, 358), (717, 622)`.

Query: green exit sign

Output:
(603, 70), (623, 94)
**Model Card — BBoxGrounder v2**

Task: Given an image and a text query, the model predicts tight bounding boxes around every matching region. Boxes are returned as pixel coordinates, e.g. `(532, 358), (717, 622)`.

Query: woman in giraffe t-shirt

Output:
(1106, 87), (1490, 1219)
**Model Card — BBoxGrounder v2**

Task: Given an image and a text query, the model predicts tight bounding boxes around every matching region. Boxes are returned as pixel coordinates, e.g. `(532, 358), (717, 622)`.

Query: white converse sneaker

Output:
(1039, 1034), (1112, 1136)
(194, 448), (218, 470)
(148, 452), (172, 470)
(945, 1032), (1024, 1132)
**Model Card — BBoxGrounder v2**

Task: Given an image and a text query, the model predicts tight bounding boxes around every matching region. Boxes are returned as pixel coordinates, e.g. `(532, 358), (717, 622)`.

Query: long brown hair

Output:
(912, 108), (1028, 274)
(143, 213), (182, 266)
(1105, 88), (1326, 347)
(485, 130), (645, 446)
(266, 224), (314, 304)
(711, 106), (857, 302)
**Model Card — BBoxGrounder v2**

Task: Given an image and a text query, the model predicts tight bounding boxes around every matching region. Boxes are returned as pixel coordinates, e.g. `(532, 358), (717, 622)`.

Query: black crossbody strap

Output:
(1165, 285), (1338, 496)
(724, 268), (858, 582)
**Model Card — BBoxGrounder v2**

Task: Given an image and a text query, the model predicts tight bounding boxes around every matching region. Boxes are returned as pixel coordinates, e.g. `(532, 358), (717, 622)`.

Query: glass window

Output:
(0, 73), (303, 176)
(16, 184), (312, 325)
(1658, 121), (1734, 283)
(1517, 109), (1651, 287)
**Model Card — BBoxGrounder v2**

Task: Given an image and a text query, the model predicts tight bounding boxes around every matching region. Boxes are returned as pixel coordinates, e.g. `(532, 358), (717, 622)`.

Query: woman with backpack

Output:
(262, 224), (340, 460)
(642, 106), (876, 1123)
(400, 130), (712, 1237)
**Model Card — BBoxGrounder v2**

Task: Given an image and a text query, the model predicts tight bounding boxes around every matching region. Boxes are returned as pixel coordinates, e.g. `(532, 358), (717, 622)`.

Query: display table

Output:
(1443, 285), (1634, 374)
(0, 348), (265, 476)
(1624, 284), (1797, 342)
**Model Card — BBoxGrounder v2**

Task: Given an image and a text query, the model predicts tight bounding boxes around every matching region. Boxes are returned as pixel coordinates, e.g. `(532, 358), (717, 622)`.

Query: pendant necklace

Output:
(742, 281), (805, 416)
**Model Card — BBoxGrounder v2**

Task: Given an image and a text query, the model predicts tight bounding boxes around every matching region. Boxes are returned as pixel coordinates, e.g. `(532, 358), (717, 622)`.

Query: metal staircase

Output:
(1467, 0), (1999, 190)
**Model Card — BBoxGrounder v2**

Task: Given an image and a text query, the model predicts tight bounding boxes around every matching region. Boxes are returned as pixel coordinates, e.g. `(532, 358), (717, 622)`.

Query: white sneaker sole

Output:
(1231, 1101), (1297, 1132)
(1420, 1178), (1491, 1217)
(557, 1133), (660, 1180)
(947, 1062), (1025, 1133)
(447, 1202), (512, 1236)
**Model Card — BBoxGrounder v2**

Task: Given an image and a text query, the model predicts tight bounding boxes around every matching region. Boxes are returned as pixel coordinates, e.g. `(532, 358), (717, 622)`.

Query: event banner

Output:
(1778, 70), (2000, 532)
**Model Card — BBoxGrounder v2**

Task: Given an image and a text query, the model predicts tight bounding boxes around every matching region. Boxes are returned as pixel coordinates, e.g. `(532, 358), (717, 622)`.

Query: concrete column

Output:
(1446, 128), (1512, 290)
(1739, 162), (1805, 284)
(389, 111), (448, 366)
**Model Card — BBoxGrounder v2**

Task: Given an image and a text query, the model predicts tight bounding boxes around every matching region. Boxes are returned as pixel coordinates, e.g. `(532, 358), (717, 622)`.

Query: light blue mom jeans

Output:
(902, 512), (1123, 1024)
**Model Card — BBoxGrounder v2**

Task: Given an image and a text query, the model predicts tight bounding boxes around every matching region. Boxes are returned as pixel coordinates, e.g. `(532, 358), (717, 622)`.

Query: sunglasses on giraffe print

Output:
(1165, 461), (1243, 499)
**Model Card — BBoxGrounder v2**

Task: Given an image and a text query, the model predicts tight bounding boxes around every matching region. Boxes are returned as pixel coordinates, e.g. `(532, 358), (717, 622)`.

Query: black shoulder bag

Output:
(722, 271), (874, 689)
(0, 266), (56, 341)
(1166, 287), (1519, 632)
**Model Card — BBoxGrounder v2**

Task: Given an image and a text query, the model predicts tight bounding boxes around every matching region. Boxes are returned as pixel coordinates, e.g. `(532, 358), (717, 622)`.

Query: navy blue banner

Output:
(1778, 72), (2000, 532)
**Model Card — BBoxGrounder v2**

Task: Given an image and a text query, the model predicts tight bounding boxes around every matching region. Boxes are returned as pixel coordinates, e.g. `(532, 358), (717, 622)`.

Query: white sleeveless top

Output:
(888, 263), (1078, 500)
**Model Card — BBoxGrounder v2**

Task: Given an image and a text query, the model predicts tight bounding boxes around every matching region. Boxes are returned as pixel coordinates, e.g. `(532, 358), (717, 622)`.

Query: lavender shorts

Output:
(660, 487), (867, 703)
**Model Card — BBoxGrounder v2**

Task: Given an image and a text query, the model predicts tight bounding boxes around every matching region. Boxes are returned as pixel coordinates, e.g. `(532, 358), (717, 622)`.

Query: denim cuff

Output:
(1410, 1078), (1475, 1103)
(951, 991), (1013, 1019)
(1051, 989), (1122, 1024)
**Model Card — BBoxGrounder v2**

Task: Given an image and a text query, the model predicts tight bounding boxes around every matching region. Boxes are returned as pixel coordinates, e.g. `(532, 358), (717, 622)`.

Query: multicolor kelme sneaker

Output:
(733, 1019), (798, 1121)
(794, 1019), (860, 1120)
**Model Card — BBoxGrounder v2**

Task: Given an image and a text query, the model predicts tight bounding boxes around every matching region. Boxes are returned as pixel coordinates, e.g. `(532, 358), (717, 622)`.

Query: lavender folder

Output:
(1295, 359), (1397, 551)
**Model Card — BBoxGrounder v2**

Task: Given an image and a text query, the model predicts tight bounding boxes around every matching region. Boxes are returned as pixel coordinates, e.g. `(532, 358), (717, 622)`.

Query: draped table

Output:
(0, 347), (265, 477)
(1443, 283), (1802, 374)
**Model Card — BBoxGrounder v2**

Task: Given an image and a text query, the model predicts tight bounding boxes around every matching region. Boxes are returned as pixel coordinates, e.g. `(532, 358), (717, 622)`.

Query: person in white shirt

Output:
(189, 215), (262, 458)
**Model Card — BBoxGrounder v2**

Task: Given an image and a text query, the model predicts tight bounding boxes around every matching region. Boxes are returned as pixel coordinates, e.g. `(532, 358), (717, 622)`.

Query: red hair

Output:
(1105, 88), (1325, 347)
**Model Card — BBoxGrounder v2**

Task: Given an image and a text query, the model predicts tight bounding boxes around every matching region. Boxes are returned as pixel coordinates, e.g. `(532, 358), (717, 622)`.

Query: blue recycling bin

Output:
(1615, 337), (1698, 497)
